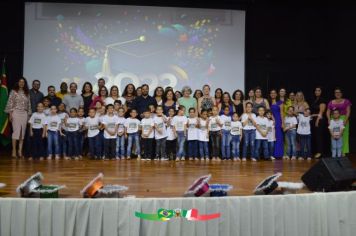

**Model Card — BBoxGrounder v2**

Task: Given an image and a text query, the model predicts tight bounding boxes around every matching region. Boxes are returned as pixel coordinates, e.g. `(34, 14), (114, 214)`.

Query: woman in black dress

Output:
(311, 86), (327, 158)
(81, 82), (96, 117)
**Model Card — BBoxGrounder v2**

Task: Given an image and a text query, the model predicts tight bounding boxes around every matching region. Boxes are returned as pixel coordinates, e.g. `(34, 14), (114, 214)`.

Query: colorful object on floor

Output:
(135, 208), (220, 221)
(277, 182), (305, 194)
(81, 173), (128, 198)
(254, 173), (282, 195)
(209, 184), (233, 197)
(184, 174), (211, 197)
(16, 172), (65, 198)
(0, 183), (5, 188)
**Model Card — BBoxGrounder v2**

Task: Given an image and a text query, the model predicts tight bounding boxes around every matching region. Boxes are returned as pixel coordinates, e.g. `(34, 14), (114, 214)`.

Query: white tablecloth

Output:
(1, 192), (356, 236)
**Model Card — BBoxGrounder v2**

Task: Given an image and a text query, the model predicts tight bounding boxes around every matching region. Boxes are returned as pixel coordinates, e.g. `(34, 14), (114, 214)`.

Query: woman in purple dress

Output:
(269, 89), (284, 158)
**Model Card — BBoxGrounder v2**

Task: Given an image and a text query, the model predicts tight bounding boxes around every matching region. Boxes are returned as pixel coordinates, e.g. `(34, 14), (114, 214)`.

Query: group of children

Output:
(28, 98), (345, 161)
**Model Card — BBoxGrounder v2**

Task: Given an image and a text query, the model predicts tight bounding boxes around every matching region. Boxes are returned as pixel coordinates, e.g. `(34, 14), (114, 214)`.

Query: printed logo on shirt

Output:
(118, 124), (124, 129)
(90, 125), (98, 130)
(143, 125), (151, 132)
(177, 122), (184, 129)
(129, 123), (137, 129)
(189, 123), (196, 128)
(231, 127), (240, 133)
(260, 124), (267, 131)
(224, 121), (231, 127)
(68, 123), (77, 129)
(157, 122), (164, 129)
(50, 122), (58, 128)
(34, 118), (41, 124)
(333, 127), (340, 135)
(107, 123), (116, 129)
(300, 121), (307, 128)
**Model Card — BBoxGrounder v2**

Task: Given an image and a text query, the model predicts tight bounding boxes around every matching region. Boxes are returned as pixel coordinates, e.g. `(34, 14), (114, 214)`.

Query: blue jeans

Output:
(47, 130), (60, 156)
(59, 130), (67, 156)
(31, 128), (45, 158)
(268, 141), (275, 157)
(187, 140), (198, 157)
(331, 138), (343, 158)
(116, 135), (125, 157)
(67, 131), (80, 157)
(242, 129), (256, 158)
(199, 141), (209, 158)
(286, 129), (297, 157)
(231, 135), (241, 158)
(299, 134), (311, 158)
(221, 130), (231, 159)
(127, 132), (140, 157)
(78, 131), (84, 155)
(254, 139), (269, 160)
(98, 130), (104, 158)
(88, 133), (101, 158)
(176, 131), (186, 158)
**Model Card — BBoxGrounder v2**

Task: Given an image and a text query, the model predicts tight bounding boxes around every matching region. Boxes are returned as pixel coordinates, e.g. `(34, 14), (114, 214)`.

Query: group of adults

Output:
(4, 77), (352, 159)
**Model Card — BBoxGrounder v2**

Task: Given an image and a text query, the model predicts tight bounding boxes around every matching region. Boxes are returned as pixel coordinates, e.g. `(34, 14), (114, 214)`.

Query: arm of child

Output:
(29, 124), (33, 137)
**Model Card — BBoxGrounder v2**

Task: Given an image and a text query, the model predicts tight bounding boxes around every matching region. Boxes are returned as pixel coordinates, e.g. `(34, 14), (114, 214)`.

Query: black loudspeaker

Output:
(301, 158), (356, 192)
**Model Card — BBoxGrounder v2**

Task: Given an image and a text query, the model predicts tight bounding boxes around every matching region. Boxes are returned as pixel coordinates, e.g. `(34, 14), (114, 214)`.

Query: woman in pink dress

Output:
(5, 77), (31, 158)
(326, 87), (352, 156)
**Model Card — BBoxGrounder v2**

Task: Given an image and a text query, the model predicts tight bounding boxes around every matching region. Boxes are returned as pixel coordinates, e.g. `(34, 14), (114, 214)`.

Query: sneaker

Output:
(307, 157), (312, 161)
(283, 156), (289, 160)
(236, 158), (241, 162)
(298, 157), (304, 161)
(55, 155), (60, 160)
(137, 156), (141, 161)
(181, 157), (185, 161)
(251, 158), (257, 162)
(270, 156), (275, 160)
(28, 157), (33, 160)
(176, 158), (180, 162)
(212, 157), (216, 161)
(161, 157), (168, 161)
(74, 156), (79, 160)
(154, 158), (159, 161)
(64, 156), (71, 160)
(242, 158), (247, 162)
(291, 156), (296, 160)
(189, 157), (193, 161)
(116, 157), (121, 160)
(47, 156), (52, 160)
(314, 153), (321, 159)
(127, 156), (131, 160)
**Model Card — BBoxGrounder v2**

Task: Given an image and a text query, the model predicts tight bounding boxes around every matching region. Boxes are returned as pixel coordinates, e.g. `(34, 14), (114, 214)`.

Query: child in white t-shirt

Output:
(187, 107), (199, 160)
(125, 108), (141, 160)
(65, 107), (83, 160)
(154, 105), (168, 160)
(77, 107), (85, 158)
(220, 106), (232, 160)
(266, 110), (276, 160)
(283, 106), (298, 160)
(241, 102), (257, 161)
(254, 106), (270, 161)
(84, 108), (101, 159)
(166, 108), (177, 160)
(230, 112), (242, 161)
(101, 104), (119, 160)
(58, 103), (68, 159)
(209, 106), (223, 161)
(28, 102), (46, 160)
(328, 109), (345, 158)
(198, 109), (210, 160)
(141, 108), (154, 160)
(116, 107), (126, 160)
(45, 105), (63, 160)
(172, 106), (187, 161)
(297, 108), (313, 160)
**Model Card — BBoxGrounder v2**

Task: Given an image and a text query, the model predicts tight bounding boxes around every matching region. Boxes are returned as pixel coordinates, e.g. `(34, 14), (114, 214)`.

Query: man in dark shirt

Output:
(29, 80), (44, 113)
(132, 84), (157, 119)
(45, 85), (62, 107)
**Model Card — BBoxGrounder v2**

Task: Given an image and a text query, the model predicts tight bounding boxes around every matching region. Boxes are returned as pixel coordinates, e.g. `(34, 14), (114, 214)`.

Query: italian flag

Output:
(0, 58), (11, 146)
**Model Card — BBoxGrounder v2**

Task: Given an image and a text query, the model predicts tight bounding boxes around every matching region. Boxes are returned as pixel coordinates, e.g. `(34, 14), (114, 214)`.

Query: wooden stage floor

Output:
(0, 155), (355, 198)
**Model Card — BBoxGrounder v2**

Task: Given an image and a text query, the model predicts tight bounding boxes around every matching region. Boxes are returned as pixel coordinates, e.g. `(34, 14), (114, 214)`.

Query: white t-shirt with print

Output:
(166, 117), (176, 141)
(84, 116), (100, 138)
(125, 118), (140, 134)
(230, 121), (243, 136)
(58, 112), (68, 130)
(329, 119), (345, 137)
(267, 119), (275, 142)
(141, 118), (154, 139)
(66, 117), (81, 132)
(45, 115), (62, 132)
(198, 118), (209, 142)
(255, 116), (269, 140)
(29, 112), (46, 129)
(209, 116), (222, 132)
(187, 118), (199, 140)
(220, 114), (232, 131)
(101, 115), (119, 139)
(297, 114), (311, 135)
(241, 113), (256, 130)
(284, 116), (298, 130)
(172, 115), (187, 132)
(117, 117), (126, 135)
(154, 116), (167, 139)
